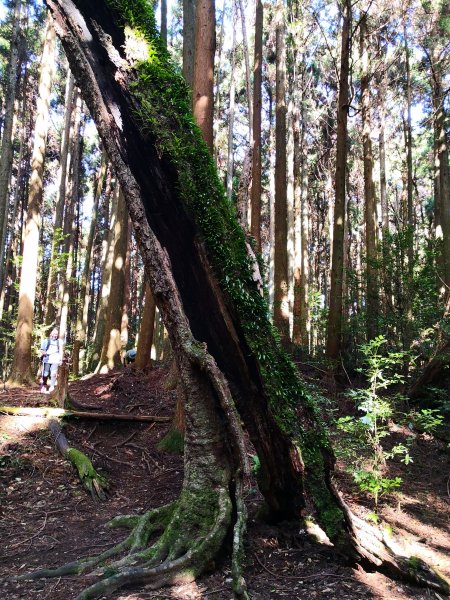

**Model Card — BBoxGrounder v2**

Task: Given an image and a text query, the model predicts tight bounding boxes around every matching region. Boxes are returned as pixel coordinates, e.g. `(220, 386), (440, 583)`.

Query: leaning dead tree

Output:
(23, 1), (447, 599)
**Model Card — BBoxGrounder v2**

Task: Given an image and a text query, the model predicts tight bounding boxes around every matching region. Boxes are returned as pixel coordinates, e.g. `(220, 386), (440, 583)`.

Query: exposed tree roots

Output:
(337, 491), (450, 594)
(17, 485), (239, 600)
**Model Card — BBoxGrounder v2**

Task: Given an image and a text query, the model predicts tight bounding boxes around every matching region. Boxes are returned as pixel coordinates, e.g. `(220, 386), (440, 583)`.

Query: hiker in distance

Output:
(40, 328), (62, 393)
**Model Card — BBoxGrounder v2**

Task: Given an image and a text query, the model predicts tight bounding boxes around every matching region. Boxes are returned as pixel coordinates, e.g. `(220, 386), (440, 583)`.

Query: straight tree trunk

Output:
(89, 177), (116, 368)
(237, 0), (252, 141)
(58, 91), (82, 342)
(45, 71), (75, 328)
(182, 0), (196, 89)
(326, 0), (351, 360)
(360, 13), (378, 341)
(426, 4), (450, 293)
(97, 187), (129, 373)
(160, 0), (167, 47)
(273, 0), (290, 344)
(8, 15), (56, 385)
(250, 0), (263, 251)
(226, 4), (236, 204)
(0, 0), (24, 288)
(193, 0), (215, 152)
(72, 149), (107, 375)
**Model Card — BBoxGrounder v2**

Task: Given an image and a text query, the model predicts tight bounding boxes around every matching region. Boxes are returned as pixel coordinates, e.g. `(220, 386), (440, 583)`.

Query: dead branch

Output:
(0, 406), (171, 423)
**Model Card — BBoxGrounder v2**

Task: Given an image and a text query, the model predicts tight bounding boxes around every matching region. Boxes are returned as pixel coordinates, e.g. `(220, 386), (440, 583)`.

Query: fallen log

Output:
(0, 406), (171, 423)
(48, 418), (108, 500)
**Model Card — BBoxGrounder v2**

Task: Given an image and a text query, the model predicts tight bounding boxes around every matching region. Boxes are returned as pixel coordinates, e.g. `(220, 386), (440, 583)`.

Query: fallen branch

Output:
(48, 418), (108, 500)
(0, 406), (171, 423)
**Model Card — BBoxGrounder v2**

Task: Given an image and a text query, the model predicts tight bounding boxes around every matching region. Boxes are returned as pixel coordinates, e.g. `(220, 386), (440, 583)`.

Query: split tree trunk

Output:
(40, 2), (448, 597)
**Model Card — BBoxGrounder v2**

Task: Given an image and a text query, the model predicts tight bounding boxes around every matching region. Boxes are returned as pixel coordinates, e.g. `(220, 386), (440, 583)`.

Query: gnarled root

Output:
(17, 483), (238, 600)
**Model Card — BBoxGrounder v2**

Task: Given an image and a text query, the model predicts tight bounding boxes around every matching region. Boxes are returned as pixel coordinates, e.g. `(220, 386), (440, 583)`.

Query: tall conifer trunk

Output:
(8, 15), (55, 385)
(0, 0), (25, 289)
(250, 0), (263, 251)
(193, 0), (215, 152)
(360, 13), (378, 341)
(273, 0), (290, 345)
(326, 0), (351, 360)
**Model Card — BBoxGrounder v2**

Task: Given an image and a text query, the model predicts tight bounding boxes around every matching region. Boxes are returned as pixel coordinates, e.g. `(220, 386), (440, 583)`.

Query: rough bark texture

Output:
(192, 0), (215, 152)
(36, 1), (449, 597)
(326, 0), (350, 360)
(273, 0), (290, 345)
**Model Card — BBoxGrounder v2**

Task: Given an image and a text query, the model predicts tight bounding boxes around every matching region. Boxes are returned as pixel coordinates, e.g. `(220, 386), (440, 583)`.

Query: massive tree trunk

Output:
(37, 1), (448, 597)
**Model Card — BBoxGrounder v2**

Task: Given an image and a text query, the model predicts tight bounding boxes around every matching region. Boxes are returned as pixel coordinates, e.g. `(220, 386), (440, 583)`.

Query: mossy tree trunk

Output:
(39, 1), (448, 597)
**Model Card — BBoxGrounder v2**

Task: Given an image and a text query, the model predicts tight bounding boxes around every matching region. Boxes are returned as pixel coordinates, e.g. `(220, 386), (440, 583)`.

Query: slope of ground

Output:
(0, 364), (448, 600)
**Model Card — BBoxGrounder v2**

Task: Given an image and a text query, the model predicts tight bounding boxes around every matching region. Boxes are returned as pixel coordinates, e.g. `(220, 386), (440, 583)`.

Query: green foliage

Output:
(336, 336), (412, 511)
(409, 408), (444, 434)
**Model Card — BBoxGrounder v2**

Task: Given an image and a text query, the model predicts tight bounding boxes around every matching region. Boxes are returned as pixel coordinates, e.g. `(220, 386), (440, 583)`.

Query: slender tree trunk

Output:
(0, 71), (28, 320)
(182, 0), (196, 89)
(59, 92), (82, 343)
(250, 0), (263, 251)
(8, 15), (56, 385)
(213, 0), (226, 163)
(160, 0), (167, 47)
(97, 187), (129, 373)
(226, 4), (236, 204)
(89, 177), (115, 369)
(135, 282), (156, 370)
(326, 0), (351, 360)
(360, 14), (378, 341)
(273, 0), (290, 345)
(45, 71), (76, 328)
(0, 0), (24, 288)
(193, 0), (215, 152)
(237, 0), (252, 141)
(72, 149), (107, 375)
(293, 93), (309, 347)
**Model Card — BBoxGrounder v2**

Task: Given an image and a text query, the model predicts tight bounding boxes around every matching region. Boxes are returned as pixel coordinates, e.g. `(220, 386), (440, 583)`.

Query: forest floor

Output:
(0, 363), (449, 600)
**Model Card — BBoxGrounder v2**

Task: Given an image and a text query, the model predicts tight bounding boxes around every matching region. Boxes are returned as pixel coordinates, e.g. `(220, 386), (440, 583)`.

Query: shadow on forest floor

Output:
(0, 364), (448, 599)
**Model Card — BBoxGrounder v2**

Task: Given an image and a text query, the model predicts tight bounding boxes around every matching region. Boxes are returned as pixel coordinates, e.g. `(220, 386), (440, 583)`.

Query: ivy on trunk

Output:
(25, 1), (449, 598)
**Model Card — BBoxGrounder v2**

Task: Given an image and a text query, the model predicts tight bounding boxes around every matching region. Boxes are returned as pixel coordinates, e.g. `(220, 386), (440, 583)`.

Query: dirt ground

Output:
(0, 364), (449, 600)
